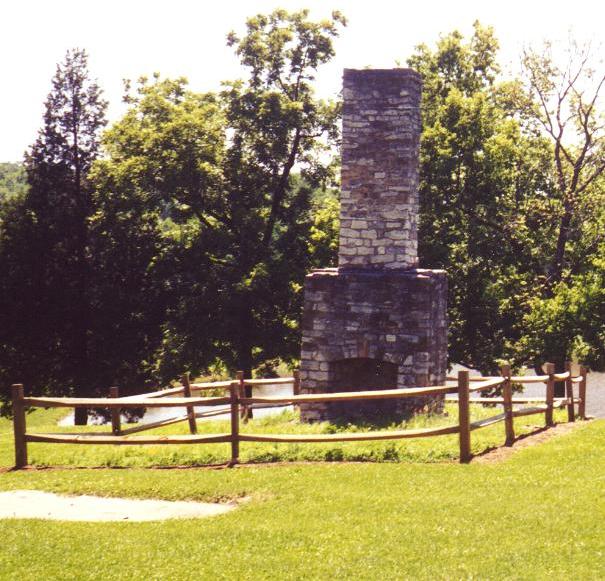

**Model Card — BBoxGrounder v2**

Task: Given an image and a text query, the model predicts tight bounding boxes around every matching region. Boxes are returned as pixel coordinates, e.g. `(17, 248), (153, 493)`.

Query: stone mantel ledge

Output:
(306, 267), (447, 278)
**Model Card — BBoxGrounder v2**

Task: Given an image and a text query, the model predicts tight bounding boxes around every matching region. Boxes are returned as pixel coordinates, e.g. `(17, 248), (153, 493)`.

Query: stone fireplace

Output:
(299, 68), (447, 422)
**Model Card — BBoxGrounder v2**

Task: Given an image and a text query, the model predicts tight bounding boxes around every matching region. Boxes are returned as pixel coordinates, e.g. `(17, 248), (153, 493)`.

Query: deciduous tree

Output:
(521, 40), (605, 285)
(96, 10), (345, 391)
(409, 23), (552, 373)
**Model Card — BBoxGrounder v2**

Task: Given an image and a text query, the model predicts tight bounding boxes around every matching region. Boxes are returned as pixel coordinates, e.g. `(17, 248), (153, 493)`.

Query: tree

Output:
(408, 26), (605, 392)
(521, 40), (605, 286)
(96, 10), (345, 392)
(510, 40), (605, 390)
(516, 251), (605, 375)
(0, 49), (107, 421)
(408, 23), (553, 374)
(215, 9), (345, 382)
(90, 77), (226, 388)
(307, 184), (340, 269)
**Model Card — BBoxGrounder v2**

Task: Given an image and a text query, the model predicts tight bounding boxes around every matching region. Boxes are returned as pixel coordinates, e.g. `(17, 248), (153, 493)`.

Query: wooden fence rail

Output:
(9, 363), (588, 469)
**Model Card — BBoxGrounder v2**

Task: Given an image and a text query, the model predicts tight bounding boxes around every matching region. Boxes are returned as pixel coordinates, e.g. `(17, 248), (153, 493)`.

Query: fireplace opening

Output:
(329, 358), (398, 422)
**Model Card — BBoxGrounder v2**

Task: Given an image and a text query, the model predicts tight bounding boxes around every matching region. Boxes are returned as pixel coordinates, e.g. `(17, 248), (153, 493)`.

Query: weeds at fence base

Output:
(0, 406), (573, 470)
(6, 365), (587, 468)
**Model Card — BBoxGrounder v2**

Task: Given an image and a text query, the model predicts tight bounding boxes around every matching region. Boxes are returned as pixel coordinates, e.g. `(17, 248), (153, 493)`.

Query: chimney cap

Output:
(343, 68), (422, 83)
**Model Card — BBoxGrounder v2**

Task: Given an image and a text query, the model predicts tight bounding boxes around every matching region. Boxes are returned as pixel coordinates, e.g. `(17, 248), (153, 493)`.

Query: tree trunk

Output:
(74, 406), (88, 425)
(72, 134), (93, 427)
(534, 357), (566, 397)
(553, 358), (566, 398)
(239, 352), (254, 420)
(550, 205), (573, 285)
(237, 299), (255, 419)
(536, 359), (566, 398)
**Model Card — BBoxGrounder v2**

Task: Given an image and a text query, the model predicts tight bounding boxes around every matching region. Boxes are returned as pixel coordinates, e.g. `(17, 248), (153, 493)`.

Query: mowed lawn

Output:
(0, 410), (603, 580)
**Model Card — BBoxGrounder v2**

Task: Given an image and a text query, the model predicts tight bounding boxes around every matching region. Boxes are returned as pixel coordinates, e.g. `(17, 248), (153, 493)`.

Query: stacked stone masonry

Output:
(300, 268), (447, 421)
(339, 69), (421, 269)
(300, 69), (448, 422)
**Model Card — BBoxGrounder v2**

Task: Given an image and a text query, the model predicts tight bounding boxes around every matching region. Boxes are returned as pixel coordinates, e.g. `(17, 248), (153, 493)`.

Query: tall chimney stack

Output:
(339, 69), (421, 269)
(299, 68), (447, 423)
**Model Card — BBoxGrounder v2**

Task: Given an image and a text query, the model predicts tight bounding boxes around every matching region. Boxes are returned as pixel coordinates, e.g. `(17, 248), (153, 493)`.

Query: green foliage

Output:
(407, 23), (605, 375)
(520, 41), (605, 284)
(0, 49), (107, 417)
(307, 186), (339, 268)
(211, 9), (344, 376)
(4, 14), (605, 413)
(0, 163), (27, 260)
(0, 12), (344, 414)
(518, 254), (605, 371)
(0, 162), (27, 203)
(95, 9), (345, 383)
(89, 77), (225, 389)
(506, 40), (605, 374)
(409, 23), (553, 372)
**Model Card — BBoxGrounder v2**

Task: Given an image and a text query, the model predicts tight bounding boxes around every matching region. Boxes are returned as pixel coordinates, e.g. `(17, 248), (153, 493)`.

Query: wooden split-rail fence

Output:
(10, 363), (588, 468)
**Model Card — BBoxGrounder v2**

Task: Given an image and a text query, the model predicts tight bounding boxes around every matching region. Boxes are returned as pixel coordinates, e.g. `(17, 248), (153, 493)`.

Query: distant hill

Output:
(0, 162), (27, 201)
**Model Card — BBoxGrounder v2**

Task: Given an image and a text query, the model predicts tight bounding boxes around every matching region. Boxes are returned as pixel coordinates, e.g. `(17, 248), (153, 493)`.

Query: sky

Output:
(2, 0), (604, 161)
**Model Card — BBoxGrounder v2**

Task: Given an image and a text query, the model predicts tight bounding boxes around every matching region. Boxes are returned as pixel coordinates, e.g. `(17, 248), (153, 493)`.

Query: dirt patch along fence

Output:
(9, 363), (588, 468)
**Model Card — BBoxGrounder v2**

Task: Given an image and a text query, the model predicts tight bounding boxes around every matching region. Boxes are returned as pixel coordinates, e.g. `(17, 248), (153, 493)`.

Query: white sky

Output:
(2, 0), (604, 161)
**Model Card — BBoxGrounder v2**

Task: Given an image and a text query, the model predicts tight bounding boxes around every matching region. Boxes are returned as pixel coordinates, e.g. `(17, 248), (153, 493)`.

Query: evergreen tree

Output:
(0, 49), (107, 422)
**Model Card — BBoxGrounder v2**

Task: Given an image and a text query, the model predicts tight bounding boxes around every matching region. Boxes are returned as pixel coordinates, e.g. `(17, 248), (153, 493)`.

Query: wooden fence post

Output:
(109, 386), (121, 435)
(11, 384), (27, 468)
(457, 370), (471, 464)
(293, 370), (301, 396)
(229, 381), (240, 466)
(565, 362), (575, 423)
(501, 364), (515, 446)
(181, 372), (197, 434)
(545, 362), (555, 427)
(579, 365), (587, 420)
(237, 371), (249, 423)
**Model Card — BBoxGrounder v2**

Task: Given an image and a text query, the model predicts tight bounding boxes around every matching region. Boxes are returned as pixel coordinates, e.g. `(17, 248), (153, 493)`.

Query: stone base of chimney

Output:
(299, 267), (447, 423)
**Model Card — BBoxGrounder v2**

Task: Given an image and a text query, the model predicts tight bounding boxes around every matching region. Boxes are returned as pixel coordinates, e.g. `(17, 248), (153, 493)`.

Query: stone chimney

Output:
(298, 69), (447, 422)
(339, 69), (421, 269)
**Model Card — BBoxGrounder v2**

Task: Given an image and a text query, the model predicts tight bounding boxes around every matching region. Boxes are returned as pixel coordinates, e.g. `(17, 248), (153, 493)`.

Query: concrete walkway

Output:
(0, 490), (236, 522)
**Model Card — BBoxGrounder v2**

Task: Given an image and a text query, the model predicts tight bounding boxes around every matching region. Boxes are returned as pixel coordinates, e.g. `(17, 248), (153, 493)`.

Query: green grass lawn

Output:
(0, 410), (603, 579)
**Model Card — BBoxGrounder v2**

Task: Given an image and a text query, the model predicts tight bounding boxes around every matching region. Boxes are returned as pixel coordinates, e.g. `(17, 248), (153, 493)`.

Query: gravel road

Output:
(451, 364), (605, 418)
(520, 370), (605, 419)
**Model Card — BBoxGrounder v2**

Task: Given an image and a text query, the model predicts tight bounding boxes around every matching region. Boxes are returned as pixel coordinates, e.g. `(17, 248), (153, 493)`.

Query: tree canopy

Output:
(410, 24), (605, 381)
(0, 49), (108, 420)
(90, 9), (346, 393)
(2, 13), (605, 418)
